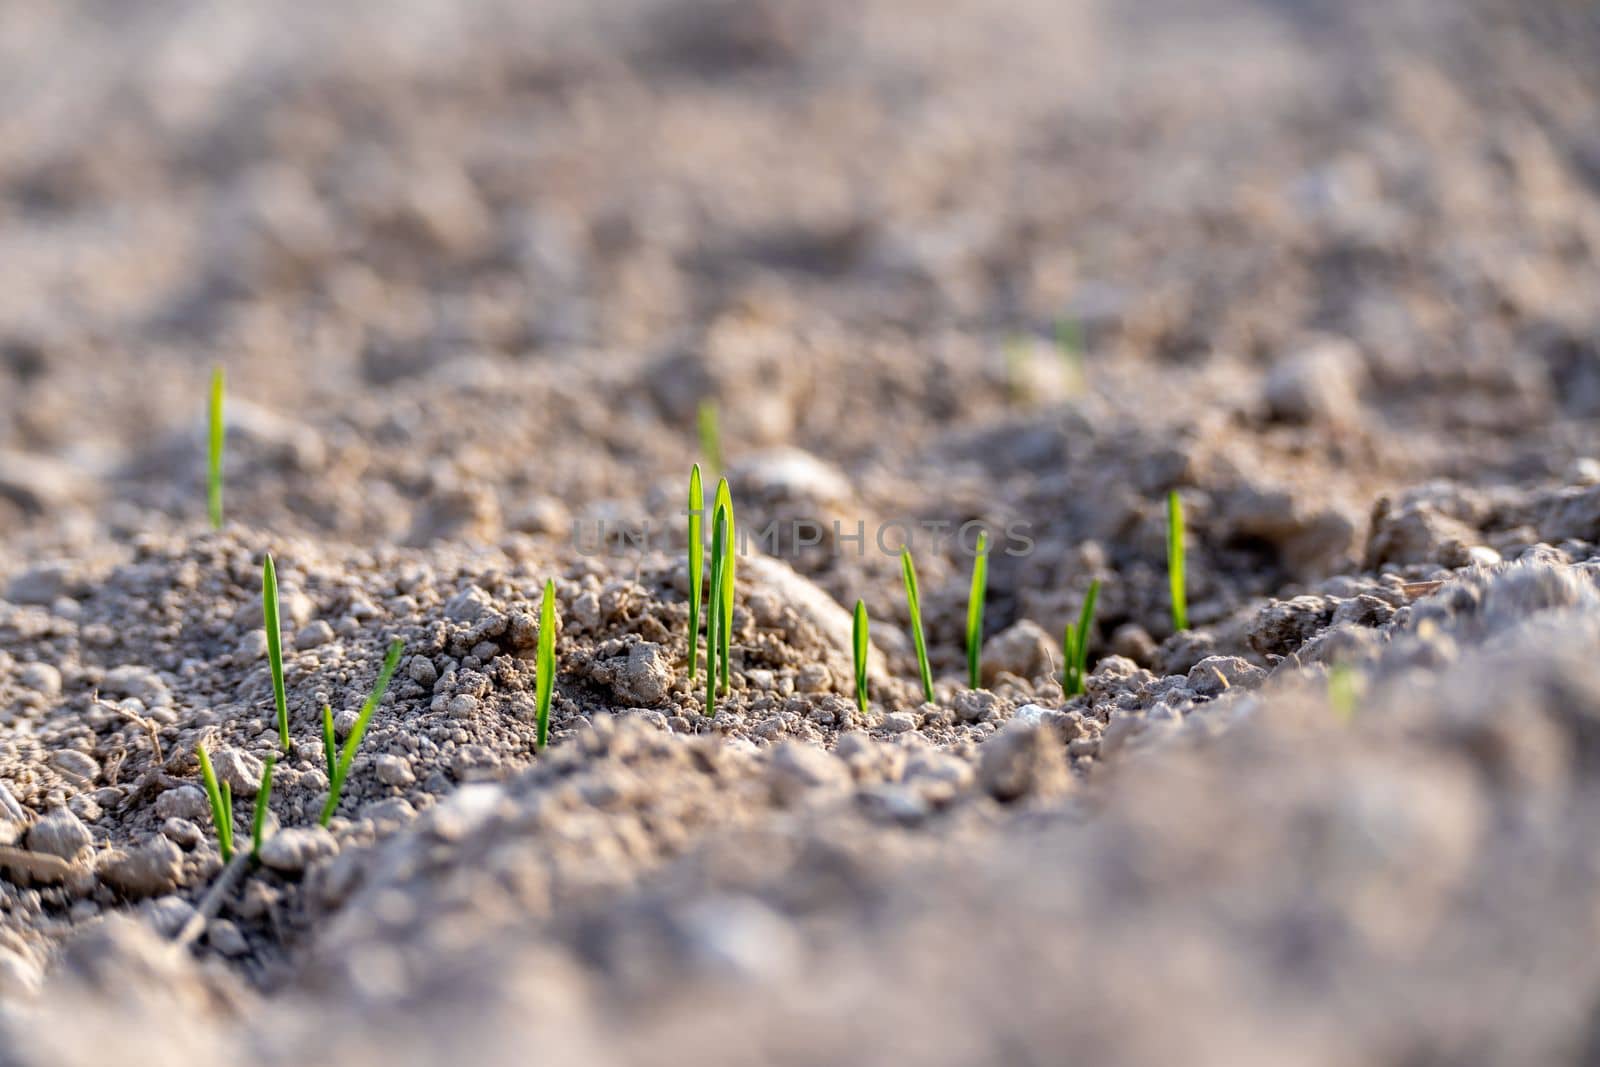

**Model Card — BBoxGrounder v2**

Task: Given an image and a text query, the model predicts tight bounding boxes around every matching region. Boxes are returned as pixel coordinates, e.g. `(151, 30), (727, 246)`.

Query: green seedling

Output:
(714, 478), (735, 695)
(535, 580), (557, 751)
(320, 638), (405, 826)
(966, 531), (990, 689)
(1061, 579), (1102, 698)
(262, 554), (289, 749)
(250, 755), (276, 861)
(196, 743), (234, 862)
(1167, 490), (1188, 632)
(705, 504), (728, 716)
(1328, 663), (1362, 725)
(1055, 317), (1084, 360)
(697, 399), (723, 473)
(1055, 317), (1086, 394)
(687, 464), (704, 682)
(852, 600), (870, 716)
(900, 549), (936, 704)
(321, 703), (337, 782)
(207, 366), (225, 529)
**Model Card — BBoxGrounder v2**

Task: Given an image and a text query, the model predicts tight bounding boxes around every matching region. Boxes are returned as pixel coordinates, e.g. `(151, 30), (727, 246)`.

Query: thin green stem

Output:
(251, 755), (276, 860)
(535, 581), (557, 751)
(900, 549), (936, 704)
(852, 600), (870, 716)
(196, 744), (233, 862)
(966, 532), (990, 689)
(687, 465), (704, 682)
(207, 366), (225, 529)
(262, 554), (289, 749)
(320, 638), (405, 826)
(1167, 490), (1188, 632)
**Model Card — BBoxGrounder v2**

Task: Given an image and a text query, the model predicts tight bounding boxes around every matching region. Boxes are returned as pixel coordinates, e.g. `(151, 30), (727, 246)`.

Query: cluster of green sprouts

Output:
(197, 370), (564, 872)
(319, 639), (405, 826)
(682, 483), (1194, 715)
(196, 743), (276, 864)
(685, 464), (739, 715)
(1061, 580), (1101, 698)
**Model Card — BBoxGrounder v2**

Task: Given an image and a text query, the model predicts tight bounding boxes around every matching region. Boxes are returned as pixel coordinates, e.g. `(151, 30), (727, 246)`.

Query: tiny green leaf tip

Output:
(535, 580), (557, 751)
(852, 599), (870, 716)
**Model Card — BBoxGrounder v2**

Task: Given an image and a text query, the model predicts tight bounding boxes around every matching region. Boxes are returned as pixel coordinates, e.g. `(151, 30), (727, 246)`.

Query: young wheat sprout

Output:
(687, 464), (704, 682)
(535, 580), (557, 750)
(320, 638), (406, 826)
(853, 599), (870, 716)
(1062, 579), (1101, 698)
(900, 549), (936, 704)
(262, 554), (289, 749)
(207, 366), (225, 529)
(966, 531), (990, 689)
(1328, 663), (1361, 725)
(196, 743), (234, 862)
(705, 504), (728, 716)
(321, 703), (336, 783)
(713, 478), (735, 695)
(251, 755), (276, 861)
(1167, 490), (1188, 632)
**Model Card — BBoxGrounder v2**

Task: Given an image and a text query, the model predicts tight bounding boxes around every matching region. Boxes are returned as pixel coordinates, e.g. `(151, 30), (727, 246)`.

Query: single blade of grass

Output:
(262, 554), (289, 749)
(1167, 490), (1188, 632)
(320, 638), (405, 826)
(1062, 579), (1101, 697)
(220, 782), (233, 854)
(687, 464), (704, 682)
(966, 531), (989, 689)
(535, 580), (557, 751)
(852, 599), (870, 716)
(250, 755), (276, 861)
(714, 478), (735, 695)
(697, 399), (723, 473)
(196, 743), (233, 862)
(321, 703), (336, 780)
(1055, 317), (1083, 359)
(705, 504), (727, 716)
(207, 366), (225, 529)
(1055, 317), (1086, 394)
(1328, 663), (1361, 725)
(900, 549), (936, 704)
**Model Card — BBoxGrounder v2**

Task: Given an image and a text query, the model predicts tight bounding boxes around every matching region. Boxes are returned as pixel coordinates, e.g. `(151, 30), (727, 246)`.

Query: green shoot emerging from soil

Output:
(900, 549), (936, 704)
(687, 464), (704, 682)
(251, 755), (276, 861)
(207, 365), (225, 529)
(1167, 490), (1188, 632)
(1061, 579), (1101, 698)
(196, 743), (234, 862)
(705, 503), (729, 715)
(698, 399), (723, 473)
(321, 703), (337, 782)
(1055, 317), (1083, 361)
(714, 477), (735, 695)
(262, 554), (289, 749)
(966, 531), (990, 689)
(320, 638), (405, 826)
(1328, 663), (1362, 725)
(536, 580), (557, 750)
(853, 600), (870, 716)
